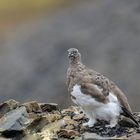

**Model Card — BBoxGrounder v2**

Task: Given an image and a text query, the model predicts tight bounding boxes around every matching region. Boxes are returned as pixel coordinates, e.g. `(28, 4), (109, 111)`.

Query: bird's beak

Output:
(68, 53), (75, 58)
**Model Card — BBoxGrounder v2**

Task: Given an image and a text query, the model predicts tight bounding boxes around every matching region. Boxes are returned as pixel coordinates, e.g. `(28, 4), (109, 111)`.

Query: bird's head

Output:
(68, 48), (81, 64)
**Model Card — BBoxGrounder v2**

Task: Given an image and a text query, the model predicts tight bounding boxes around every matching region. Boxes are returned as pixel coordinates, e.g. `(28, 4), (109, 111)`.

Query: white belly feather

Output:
(71, 84), (121, 122)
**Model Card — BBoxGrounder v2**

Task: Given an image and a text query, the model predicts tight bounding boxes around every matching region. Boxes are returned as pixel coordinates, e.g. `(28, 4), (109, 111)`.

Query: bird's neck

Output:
(69, 62), (85, 72)
(69, 60), (82, 67)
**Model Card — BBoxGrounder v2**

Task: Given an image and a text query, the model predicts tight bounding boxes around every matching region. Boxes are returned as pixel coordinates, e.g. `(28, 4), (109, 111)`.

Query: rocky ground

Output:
(0, 100), (140, 140)
(1, 0), (140, 111)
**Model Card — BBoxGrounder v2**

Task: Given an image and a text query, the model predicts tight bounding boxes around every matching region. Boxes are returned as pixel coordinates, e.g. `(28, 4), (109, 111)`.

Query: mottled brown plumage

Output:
(67, 48), (139, 127)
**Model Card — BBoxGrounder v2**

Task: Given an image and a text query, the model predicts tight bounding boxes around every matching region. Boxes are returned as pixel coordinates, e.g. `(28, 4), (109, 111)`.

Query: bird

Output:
(66, 48), (139, 128)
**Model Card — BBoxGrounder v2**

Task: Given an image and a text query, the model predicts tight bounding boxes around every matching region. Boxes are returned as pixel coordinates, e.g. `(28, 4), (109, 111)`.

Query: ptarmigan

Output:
(67, 48), (139, 128)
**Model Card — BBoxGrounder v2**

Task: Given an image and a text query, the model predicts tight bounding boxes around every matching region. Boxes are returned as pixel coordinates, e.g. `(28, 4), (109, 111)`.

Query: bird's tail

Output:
(121, 106), (139, 127)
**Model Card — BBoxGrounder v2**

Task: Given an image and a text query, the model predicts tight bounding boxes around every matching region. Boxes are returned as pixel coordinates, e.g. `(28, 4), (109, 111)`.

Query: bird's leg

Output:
(106, 117), (118, 128)
(83, 111), (96, 127)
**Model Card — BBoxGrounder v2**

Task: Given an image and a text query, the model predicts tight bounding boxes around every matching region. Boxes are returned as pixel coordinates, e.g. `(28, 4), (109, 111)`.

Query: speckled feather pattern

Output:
(67, 48), (135, 127)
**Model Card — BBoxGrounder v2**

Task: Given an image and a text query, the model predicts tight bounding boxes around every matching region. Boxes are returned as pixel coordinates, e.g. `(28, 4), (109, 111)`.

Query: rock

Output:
(40, 120), (65, 140)
(46, 114), (61, 123)
(61, 106), (80, 116)
(73, 114), (84, 121)
(137, 127), (140, 133)
(0, 138), (11, 140)
(128, 128), (135, 133)
(39, 103), (58, 112)
(129, 134), (140, 140)
(0, 100), (19, 118)
(81, 132), (103, 140)
(21, 133), (41, 140)
(57, 129), (80, 139)
(22, 101), (42, 113)
(65, 125), (74, 130)
(0, 100), (140, 139)
(27, 116), (49, 133)
(63, 116), (76, 125)
(0, 106), (29, 138)
(28, 112), (39, 120)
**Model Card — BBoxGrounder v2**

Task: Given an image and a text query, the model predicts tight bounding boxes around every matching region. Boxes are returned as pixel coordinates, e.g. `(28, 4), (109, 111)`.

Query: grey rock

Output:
(27, 116), (49, 133)
(0, 138), (11, 140)
(0, 106), (29, 132)
(0, 100), (19, 118)
(129, 134), (140, 140)
(81, 132), (104, 140)
(39, 103), (58, 112)
(22, 101), (42, 113)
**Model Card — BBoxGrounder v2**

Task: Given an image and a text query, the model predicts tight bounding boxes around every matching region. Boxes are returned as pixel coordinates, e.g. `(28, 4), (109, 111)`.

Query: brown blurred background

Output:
(0, 0), (140, 111)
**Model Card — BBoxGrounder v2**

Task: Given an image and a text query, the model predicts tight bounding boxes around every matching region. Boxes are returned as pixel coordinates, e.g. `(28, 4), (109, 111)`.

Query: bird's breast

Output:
(71, 84), (121, 114)
(70, 84), (105, 108)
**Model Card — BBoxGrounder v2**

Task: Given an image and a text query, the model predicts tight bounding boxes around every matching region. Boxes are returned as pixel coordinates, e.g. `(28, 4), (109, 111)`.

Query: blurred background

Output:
(0, 0), (140, 111)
